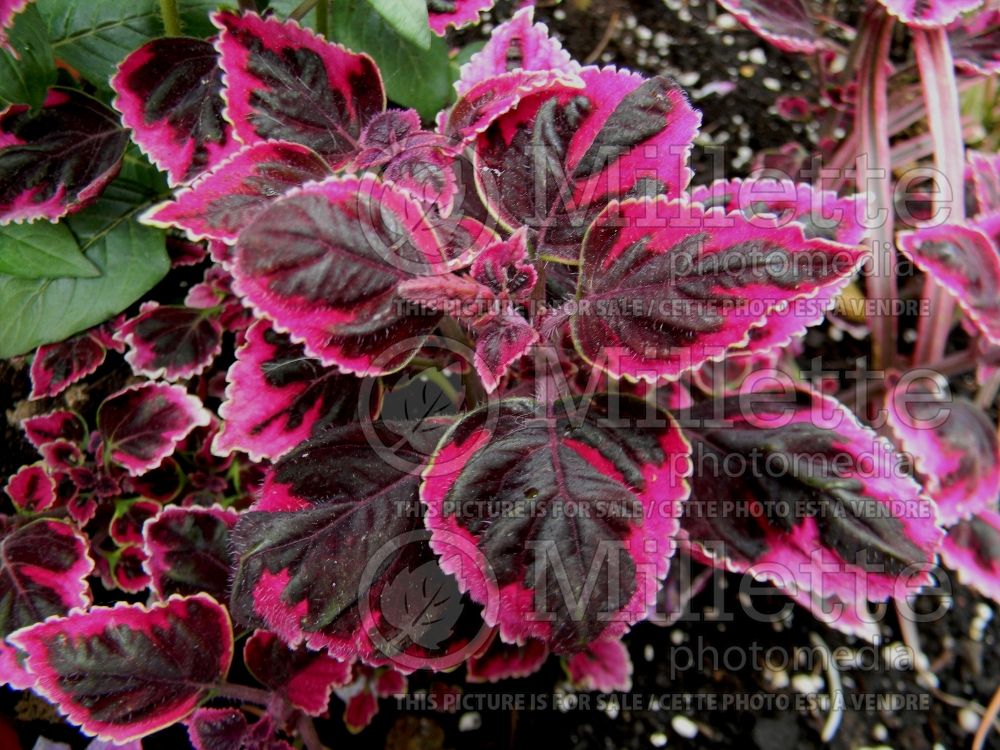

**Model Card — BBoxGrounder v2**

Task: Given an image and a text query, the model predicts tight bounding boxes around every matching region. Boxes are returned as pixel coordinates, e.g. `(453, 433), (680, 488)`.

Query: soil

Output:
(2, 1), (998, 749)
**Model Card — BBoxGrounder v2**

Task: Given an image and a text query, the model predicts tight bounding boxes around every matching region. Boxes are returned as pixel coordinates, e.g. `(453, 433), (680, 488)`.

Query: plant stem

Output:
(159, 0), (182, 36)
(289, 0), (319, 22)
(911, 27), (964, 366)
(855, 7), (897, 372)
(298, 715), (325, 750)
(315, 0), (329, 37)
(212, 682), (272, 705)
(439, 318), (487, 409)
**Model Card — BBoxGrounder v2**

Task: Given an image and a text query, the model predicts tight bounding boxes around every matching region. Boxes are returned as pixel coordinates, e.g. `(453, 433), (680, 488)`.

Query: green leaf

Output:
(0, 161), (170, 359)
(0, 5), (57, 109)
(365, 0), (431, 51)
(0, 221), (100, 279)
(38, 0), (221, 90)
(329, 0), (453, 120)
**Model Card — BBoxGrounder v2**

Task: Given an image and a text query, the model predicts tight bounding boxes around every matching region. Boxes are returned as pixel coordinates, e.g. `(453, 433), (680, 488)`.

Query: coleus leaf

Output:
(898, 222), (1000, 345)
(0, 4), (55, 110)
(230, 421), (484, 667)
(243, 629), (352, 716)
(0, 519), (93, 689)
(97, 382), (212, 476)
(0, 0), (31, 52)
(339, 666), (406, 733)
(231, 175), (450, 375)
(715, 0), (820, 53)
(885, 379), (999, 525)
(106, 545), (153, 595)
(355, 110), (459, 214)
(4, 463), (56, 511)
(112, 37), (239, 186)
(213, 10), (384, 166)
(570, 199), (864, 382)
(422, 395), (690, 652)
(118, 302), (223, 381)
(679, 385), (943, 605)
(453, 6), (578, 98)
(876, 0), (983, 28)
(426, 0), (494, 35)
(474, 68), (700, 262)
(29, 319), (121, 400)
(213, 320), (370, 462)
(21, 410), (85, 449)
(939, 510), (1000, 603)
(187, 709), (293, 750)
(466, 636), (549, 683)
(563, 637), (633, 692)
(0, 89), (128, 225)
(689, 178), (868, 247)
(9, 594), (234, 743)
(110, 499), (161, 546)
(950, 9), (1000, 75)
(144, 140), (333, 244)
(969, 150), (1000, 215)
(143, 505), (239, 602)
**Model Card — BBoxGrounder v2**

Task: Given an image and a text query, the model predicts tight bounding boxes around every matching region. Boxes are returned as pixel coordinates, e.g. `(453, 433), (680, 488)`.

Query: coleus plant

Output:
(0, 0), (997, 747)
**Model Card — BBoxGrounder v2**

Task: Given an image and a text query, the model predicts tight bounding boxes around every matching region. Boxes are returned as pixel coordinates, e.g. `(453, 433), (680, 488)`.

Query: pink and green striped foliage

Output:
(570, 199), (865, 381)
(714, 0), (821, 53)
(0, 89), (128, 225)
(112, 37), (239, 186)
(213, 11), (384, 167)
(939, 510), (1000, 603)
(680, 384), (943, 611)
(421, 395), (690, 653)
(473, 67), (700, 262)
(9, 595), (233, 742)
(0, 518), (93, 689)
(885, 377), (1000, 526)
(950, 9), (1000, 75)
(230, 175), (452, 375)
(877, 0), (984, 27)
(898, 222), (1000, 345)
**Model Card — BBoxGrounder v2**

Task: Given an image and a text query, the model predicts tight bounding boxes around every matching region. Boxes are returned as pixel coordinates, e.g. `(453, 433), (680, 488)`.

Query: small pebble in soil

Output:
(969, 602), (993, 641)
(671, 715), (699, 739)
(958, 707), (981, 734)
(650, 731), (668, 747)
(791, 673), (825, 693)
(872, 723), (888, 742)
(458, 712), (481, 732)
(644, 645), (655, 661)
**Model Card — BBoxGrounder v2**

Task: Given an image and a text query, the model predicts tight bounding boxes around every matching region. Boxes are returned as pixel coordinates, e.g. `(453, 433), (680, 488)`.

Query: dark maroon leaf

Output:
(118, 302), (223, 381)
(213, 320), (371, 462)
(474, 69), (700, 262)
(0, 518), (92, 688)
(97, 382), (211, 476)
(716, 0), (820, 53)
(422, 395), (690, 652)
(231, 175), (450, 375)
(243, 629), (351, 716)
(10, 595), (234, 742)
(0, 89), (128, 224)
(112, 37), (238, 186)
(230, 422), (485, 667)
(213, 10), (384, 167)
(143, 505), (239, 602)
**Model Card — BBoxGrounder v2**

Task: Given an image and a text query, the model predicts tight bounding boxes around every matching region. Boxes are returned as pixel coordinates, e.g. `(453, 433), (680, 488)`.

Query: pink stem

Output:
(911, 27), (964, 366)
(855, 8), (897, 372)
